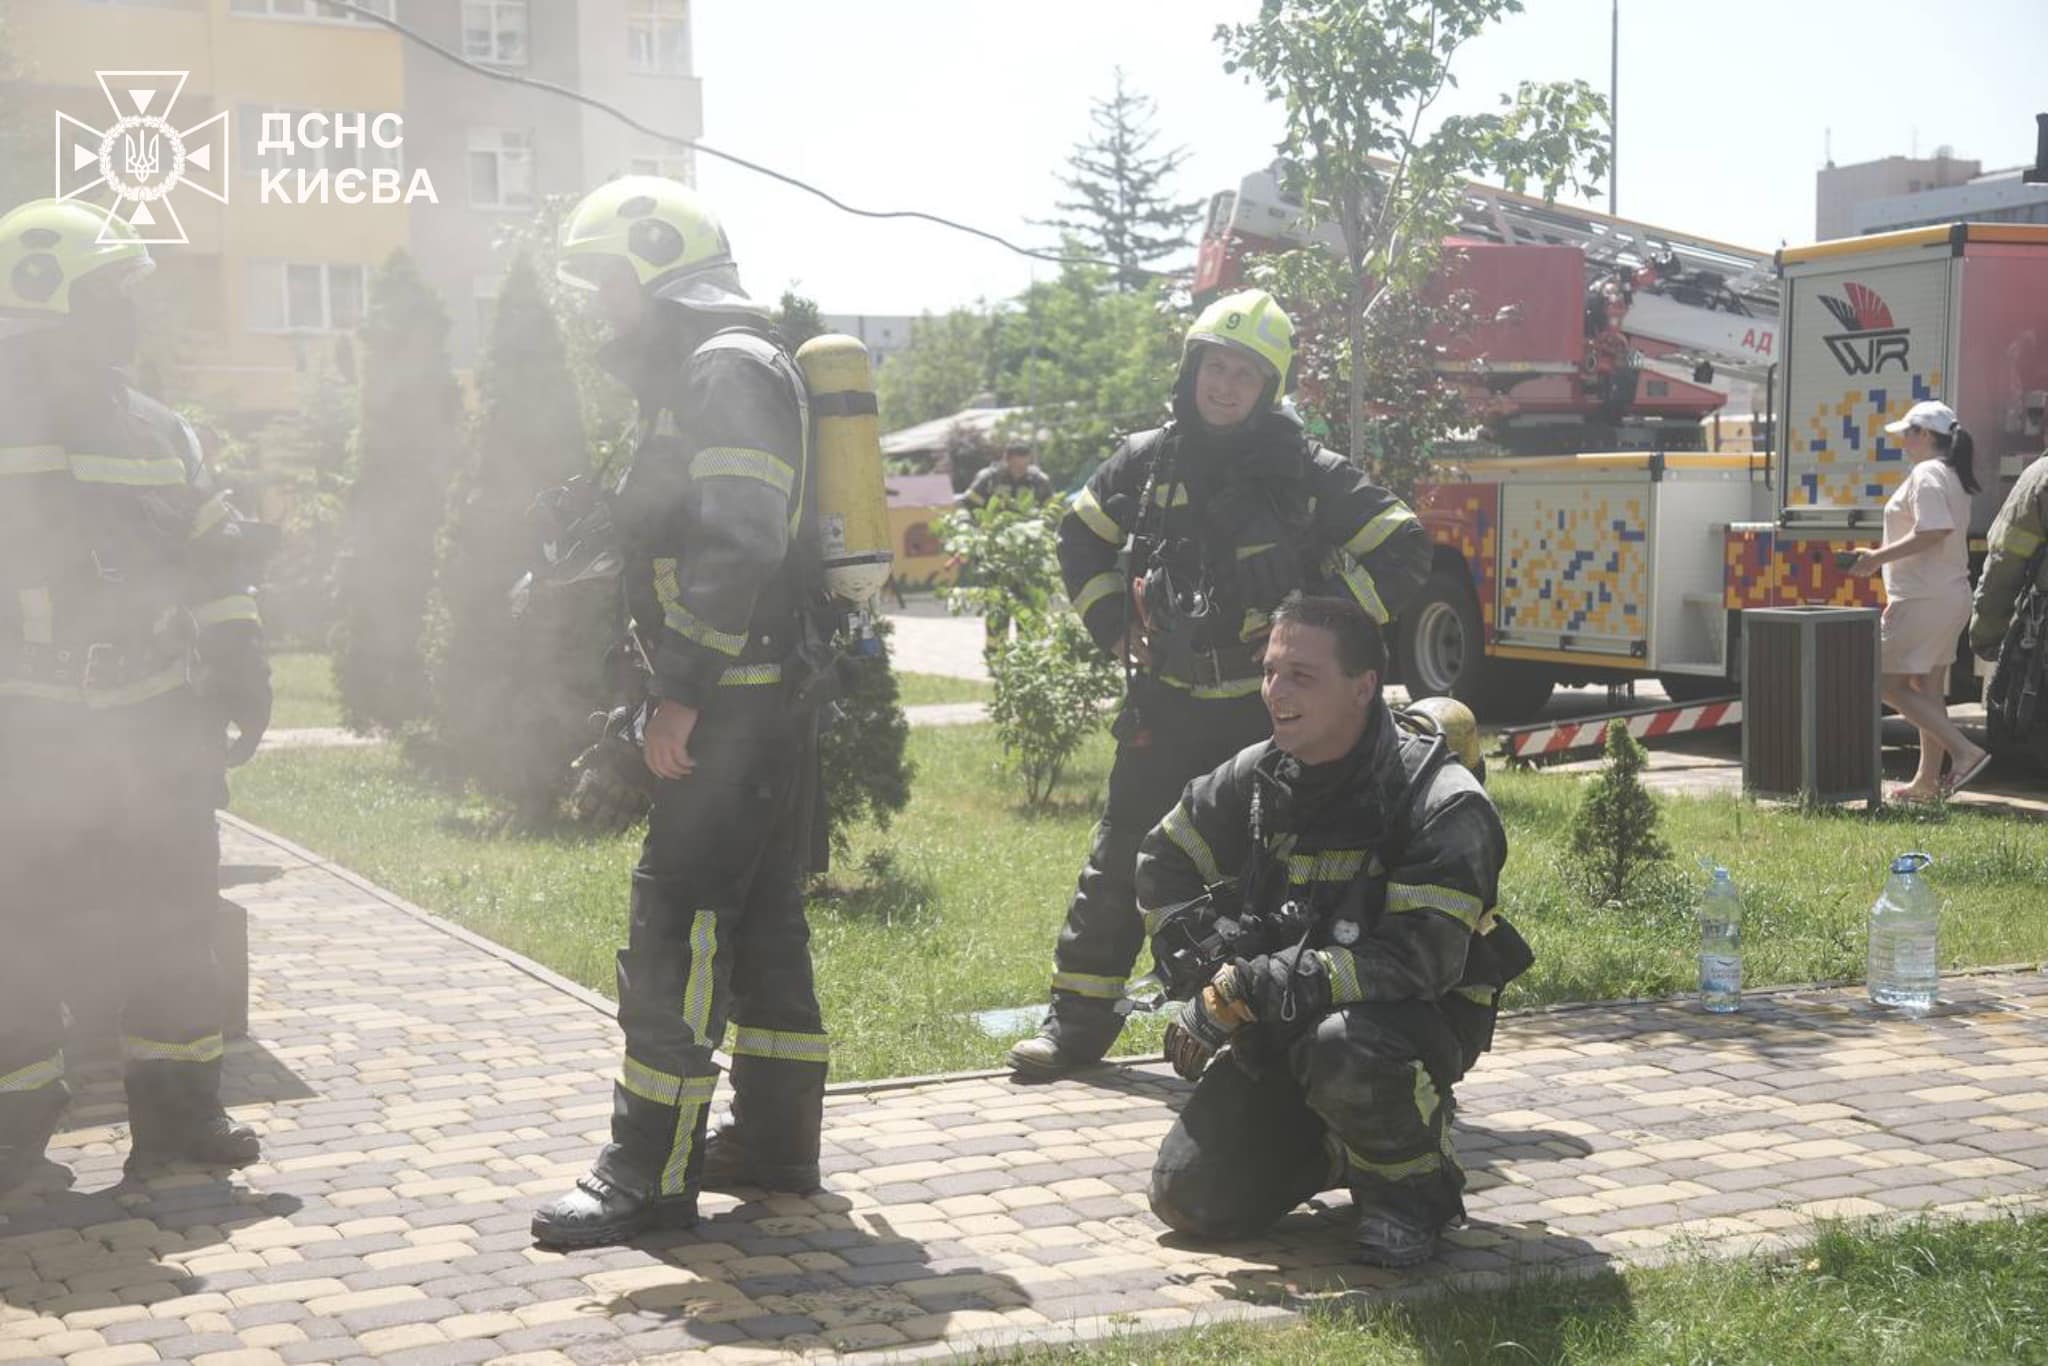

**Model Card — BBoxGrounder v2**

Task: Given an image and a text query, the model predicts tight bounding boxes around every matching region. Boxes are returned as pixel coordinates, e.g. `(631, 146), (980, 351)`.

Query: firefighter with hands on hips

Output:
(1006, 289), (1433, 1077)
(533, 178), (832, 1249)
(1136, 594), (1525, 1267)
(0, 199), (272, 1189)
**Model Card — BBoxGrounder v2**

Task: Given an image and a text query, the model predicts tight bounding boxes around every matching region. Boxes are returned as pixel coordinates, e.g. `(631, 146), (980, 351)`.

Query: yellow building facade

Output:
(13, 0), (410, 415)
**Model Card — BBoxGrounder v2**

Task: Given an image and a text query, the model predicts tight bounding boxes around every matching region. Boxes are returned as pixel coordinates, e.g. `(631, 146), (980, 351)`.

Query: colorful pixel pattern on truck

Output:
(1723, 526), (1885, 611)
(1792, 370), (1942, 511)
(1418, 482), (1498, 633)
(1500, 489), (1648, 640)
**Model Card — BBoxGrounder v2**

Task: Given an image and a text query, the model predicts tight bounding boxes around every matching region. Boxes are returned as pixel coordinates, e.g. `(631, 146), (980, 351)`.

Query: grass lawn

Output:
(267, 651), (343, 730)
(229, 718), (2048, 1082)
(895, 672), (992, 707)
(1046, 1213), (2048, 1364)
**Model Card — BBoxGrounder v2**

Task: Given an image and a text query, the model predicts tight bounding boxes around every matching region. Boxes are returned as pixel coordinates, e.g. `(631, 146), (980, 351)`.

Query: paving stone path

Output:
(6, 817), (2048, 1365)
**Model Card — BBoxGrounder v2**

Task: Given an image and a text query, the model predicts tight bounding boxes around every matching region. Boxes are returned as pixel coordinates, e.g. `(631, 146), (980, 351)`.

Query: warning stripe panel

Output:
(1505, 700), (1741, 759)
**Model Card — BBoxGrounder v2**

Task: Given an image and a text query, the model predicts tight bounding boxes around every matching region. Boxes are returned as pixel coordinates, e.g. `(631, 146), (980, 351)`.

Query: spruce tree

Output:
(333, 250), (460, 733)
(434, 254), (597, 820)
(1569, 719), (1673, 905)
(1036, 69), (1203, 290)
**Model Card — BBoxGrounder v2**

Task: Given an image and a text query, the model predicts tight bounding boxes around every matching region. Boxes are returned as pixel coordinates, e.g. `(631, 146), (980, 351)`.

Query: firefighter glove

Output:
(199, 637), (271, 767)
(1237, 947), (1335, 1041)
(1163, 962), (1257, 1082)
(569, 708), (655, 832)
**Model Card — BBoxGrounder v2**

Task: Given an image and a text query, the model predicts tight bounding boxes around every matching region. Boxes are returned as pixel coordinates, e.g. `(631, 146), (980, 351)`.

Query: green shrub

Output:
(1567, 719), (1673, 906)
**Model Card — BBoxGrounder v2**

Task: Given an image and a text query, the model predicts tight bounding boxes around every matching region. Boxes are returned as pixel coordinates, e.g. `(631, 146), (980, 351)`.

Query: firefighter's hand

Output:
(643, 700), (699, 781)
(1163, 963), (1257, 1082)
(1848, 549), (1882, 577)
(224, 680), (272, 767)
(1123, 576), (1153, 668)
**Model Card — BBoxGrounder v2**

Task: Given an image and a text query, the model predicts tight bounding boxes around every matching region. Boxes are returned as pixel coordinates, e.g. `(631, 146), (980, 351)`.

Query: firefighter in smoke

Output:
(533, 179), (832, 1248)
(1006, 289), (1433, 1077)
(0, 200), (271, 1189)
(1138, 594), (1525, 1266)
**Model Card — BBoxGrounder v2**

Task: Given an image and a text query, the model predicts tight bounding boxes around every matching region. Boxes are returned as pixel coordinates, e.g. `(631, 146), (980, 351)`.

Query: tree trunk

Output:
(1339, 179), (1370, 471)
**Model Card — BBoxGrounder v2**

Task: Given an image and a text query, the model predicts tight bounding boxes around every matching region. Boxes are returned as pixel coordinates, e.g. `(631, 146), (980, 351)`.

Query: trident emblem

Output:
(124, 130), (161, 181)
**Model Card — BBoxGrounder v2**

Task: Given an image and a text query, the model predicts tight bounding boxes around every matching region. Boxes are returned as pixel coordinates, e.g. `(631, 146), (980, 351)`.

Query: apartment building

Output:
(8, 0), (702, 419)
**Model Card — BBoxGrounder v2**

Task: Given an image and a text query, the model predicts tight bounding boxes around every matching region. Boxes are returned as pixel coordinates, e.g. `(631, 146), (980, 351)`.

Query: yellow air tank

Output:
(795, 334), (893, 647)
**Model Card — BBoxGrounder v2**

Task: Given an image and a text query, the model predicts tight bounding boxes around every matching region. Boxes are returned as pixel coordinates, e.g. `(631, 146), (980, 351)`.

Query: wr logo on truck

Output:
(1818, 283), (1910, 376)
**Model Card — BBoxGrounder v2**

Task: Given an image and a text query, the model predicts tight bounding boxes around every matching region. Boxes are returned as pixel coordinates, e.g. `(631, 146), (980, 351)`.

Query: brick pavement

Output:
(5, 818), (2048, 1364)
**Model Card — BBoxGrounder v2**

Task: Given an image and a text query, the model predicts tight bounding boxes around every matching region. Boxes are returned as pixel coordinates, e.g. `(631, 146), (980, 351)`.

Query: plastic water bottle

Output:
(1868, 852), (1939, 1013)
(1698, 865), (1743, 1012)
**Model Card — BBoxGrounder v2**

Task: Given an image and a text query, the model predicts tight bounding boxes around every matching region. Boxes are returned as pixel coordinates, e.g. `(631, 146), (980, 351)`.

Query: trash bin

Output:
(1741, 605), (1882, 806)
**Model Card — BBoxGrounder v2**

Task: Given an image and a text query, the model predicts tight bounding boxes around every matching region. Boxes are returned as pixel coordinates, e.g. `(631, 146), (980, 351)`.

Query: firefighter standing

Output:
(533, 179), (829, 1249)
(1972, 448), (2048, 767)
(958, 445), (1055, 510)
(0, 200), (270, 1189)
(1139, 595), (1524, 1266)
(1007, 290), (1433, 1076)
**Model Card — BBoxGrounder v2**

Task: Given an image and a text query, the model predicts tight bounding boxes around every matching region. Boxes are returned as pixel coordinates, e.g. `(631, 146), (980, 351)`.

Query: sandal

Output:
(1944, 750), (1993, 797)
(1887, 784), (1942, 806)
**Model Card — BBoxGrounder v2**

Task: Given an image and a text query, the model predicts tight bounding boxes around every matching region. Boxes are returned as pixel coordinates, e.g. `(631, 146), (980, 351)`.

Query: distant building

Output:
(1852, 168), (2048, 234)
(821, 313), (917, 370)
(1816, 150), (1980, 240)
(1816, 146), (2048, 241)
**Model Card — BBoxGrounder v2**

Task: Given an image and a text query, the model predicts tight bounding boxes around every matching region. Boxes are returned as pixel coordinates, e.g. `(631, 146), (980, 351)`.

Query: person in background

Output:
(958, 444), (1055, 511)
(1851, 400), (1991, 802)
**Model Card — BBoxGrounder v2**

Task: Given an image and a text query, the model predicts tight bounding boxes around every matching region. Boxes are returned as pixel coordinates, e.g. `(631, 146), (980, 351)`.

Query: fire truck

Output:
(1196, 169), (2048, 723)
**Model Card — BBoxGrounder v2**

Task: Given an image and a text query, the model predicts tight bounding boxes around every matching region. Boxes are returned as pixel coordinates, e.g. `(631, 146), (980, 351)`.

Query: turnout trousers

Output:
(1046, 684), (1271, 1058)
(592, 691), (827, 1201)
(1149, 1000), (1467, 1239)
(0, 691), (231, 1156)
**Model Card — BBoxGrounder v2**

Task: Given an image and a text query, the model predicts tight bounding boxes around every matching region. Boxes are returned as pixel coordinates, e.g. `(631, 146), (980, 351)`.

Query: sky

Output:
(689, 0), (2048, 317)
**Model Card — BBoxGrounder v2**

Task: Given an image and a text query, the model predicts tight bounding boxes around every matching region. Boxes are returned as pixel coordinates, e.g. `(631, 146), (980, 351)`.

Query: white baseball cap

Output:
(1884, 400), (1958, 436)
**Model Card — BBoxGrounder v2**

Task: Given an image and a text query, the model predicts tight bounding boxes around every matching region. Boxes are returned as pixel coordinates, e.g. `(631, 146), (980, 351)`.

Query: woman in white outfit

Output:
(1851, 400), (1991, 802)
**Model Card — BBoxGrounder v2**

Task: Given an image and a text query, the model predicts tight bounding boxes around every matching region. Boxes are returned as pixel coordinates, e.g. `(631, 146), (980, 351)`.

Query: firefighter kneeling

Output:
(1137, 595), (1528, 1267)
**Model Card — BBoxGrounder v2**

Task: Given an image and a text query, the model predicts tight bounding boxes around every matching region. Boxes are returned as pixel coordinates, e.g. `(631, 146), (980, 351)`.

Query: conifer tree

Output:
(434, 254), (597, 820)
(1569, 719), (1673, 904)
(1035, 69), (1202, 289)
(333, 250), (460, 732)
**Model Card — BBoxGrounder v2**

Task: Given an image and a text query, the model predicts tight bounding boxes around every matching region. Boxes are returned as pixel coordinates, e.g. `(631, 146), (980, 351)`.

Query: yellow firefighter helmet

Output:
(1184, 288), (1296, 397)
(556, 176), (762, 315)
(0, 199), (153, 328)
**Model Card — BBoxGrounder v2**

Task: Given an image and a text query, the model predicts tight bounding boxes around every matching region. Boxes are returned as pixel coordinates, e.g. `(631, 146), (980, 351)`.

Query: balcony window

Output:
(467, 128), (534, 209)
(462, 0), (528, 66)
(626, 0), (690, 76)
(248, 260), (369, 333)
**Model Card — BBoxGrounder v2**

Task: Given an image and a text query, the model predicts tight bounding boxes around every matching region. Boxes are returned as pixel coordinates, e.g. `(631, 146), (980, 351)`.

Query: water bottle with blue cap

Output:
(1868, 852), (1939, 1013)
(1698, 861), (1742, 1013)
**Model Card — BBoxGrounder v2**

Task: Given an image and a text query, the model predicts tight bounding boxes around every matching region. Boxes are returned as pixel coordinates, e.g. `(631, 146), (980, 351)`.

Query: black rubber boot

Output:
(126, 1113), (260, 1174)
(698, 1124), (820, 1194)
(0, 1144), (70, 1199)
(531, 1172), (697, 1250)
(1006, 1006), (1121, 1078)
(1352, 1205), (1443, 1268)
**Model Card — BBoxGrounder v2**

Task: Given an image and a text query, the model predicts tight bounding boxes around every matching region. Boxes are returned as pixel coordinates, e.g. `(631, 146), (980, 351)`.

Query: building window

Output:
(237, 105), (403, 178)
(462, 0), (528, 66)
(467, 129), (534, 209)
(248, 261), (367, 333)
(230, 0), (396, 22)
(628, 153), (690, 182)
(626, 0), (689, 76)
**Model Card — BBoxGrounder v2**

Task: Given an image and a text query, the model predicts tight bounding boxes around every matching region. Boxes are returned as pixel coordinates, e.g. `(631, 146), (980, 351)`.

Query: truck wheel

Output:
(1397, 568), (1554, 723)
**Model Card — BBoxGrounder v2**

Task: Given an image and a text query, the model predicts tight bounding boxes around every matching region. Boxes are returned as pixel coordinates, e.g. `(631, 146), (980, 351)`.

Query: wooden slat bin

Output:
(1741, 605), (1882, 807)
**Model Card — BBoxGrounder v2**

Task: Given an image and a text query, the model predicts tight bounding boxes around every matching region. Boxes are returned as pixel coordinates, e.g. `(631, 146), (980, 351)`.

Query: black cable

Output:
(323, 0), (1178, 279)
